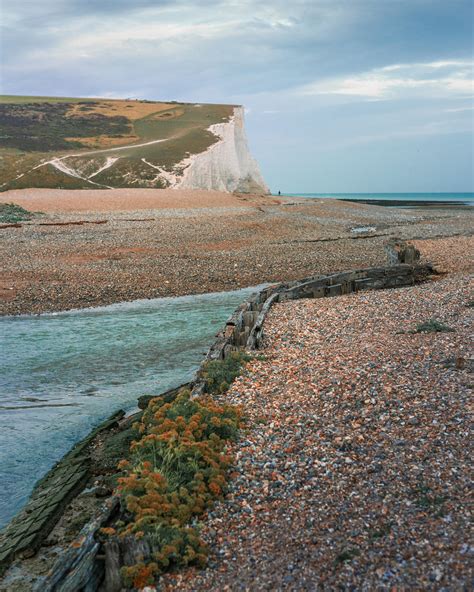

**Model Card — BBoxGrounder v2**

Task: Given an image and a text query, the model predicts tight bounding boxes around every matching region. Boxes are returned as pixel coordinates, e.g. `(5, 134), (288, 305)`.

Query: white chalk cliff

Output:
(174, 107), (269, 193)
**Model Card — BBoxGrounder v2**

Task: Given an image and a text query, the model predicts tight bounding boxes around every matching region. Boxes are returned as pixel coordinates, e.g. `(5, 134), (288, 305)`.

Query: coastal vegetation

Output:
(0, 202), (35, 223)
(106, 387), (243, 588)
(106, 354), (266, 587)
(201, 351), (251, 394)
(0, 96), (234, 190)
(0, 102), (131, 151)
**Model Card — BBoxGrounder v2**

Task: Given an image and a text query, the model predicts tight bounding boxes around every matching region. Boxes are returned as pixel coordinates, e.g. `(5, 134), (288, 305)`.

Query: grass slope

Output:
(0, 96), (235, 190)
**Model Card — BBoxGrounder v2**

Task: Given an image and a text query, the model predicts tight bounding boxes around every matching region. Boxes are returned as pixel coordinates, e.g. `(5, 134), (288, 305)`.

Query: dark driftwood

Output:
(247, 292), (280, 349)
(33, 497), (119, 592)
(275, 232), (387, 244)
(103, 535), (154, 591)
(36, 220), (108, 227)
(384, 238), (420, 265)
(0, 411), (125, 577)
(103, 540), (122, 592)
(0, 222), (22, 229)
(121, 535), (151, 567)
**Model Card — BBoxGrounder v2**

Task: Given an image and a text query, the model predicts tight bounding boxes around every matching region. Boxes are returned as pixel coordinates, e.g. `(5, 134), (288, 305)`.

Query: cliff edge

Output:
(176, 107), (269, 193)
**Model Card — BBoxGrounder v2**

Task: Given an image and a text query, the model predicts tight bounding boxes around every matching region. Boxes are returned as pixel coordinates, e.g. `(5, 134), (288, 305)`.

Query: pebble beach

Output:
(161, 236), (473, 591)
(1, 189), (472, 590)
(1, 189), (473, 315)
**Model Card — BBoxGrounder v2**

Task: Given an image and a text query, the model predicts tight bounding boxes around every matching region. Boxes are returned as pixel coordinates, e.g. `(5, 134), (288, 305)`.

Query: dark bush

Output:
(414, 319), (454, 333)
(201, 351), (251, 394)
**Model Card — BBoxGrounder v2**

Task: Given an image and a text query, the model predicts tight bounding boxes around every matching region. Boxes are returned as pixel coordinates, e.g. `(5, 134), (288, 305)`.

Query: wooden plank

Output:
(247, 292), (280, 349)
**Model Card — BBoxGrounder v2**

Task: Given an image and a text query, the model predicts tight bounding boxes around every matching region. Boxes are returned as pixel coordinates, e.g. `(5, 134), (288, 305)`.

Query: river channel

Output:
(0, 286), (262, 527)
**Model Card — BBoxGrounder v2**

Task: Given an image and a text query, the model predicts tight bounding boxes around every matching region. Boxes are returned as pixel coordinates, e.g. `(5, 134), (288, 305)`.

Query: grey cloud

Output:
(1, 0), (472, 192)
(3, 0), (472, 99)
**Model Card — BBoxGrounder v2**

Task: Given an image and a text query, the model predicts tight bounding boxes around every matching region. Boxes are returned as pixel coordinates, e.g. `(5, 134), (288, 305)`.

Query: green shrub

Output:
(201, 351), (251, 394)
(414, 319), (454, 333)
(0, 202), (34, 223)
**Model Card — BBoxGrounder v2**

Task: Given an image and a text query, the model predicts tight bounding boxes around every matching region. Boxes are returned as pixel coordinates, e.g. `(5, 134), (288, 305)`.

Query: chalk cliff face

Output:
(175, 107), (269, 194)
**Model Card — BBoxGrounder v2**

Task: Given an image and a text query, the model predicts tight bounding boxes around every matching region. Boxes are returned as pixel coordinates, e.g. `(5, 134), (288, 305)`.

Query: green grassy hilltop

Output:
(0, 96), (235, 190)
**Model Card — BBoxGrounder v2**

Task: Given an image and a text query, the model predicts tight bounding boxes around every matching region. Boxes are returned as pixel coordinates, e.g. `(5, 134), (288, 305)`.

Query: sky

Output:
(1, 0), (473, 193)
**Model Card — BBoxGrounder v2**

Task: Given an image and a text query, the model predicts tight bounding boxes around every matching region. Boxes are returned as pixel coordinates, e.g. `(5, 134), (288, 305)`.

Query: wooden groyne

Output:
(0, 412), (124, 575)
(192, 260), (431, 396)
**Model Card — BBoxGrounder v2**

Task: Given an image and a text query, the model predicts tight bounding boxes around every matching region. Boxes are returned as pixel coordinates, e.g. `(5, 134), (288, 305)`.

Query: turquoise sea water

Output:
(279, 192), (474, 205)
(0, 287), (263, 527)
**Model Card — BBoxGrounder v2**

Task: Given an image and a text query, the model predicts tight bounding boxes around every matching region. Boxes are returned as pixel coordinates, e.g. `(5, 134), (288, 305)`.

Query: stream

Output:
(0, 286), (262, 528)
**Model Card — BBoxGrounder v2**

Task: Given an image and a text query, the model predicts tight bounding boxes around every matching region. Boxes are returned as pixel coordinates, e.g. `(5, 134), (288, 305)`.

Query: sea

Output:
(279, 192), (474, 207)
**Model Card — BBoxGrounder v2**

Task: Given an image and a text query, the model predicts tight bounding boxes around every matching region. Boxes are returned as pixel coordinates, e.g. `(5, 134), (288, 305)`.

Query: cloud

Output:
(444, 106), (474, 113)
(299, 59), (474, 100)
(1, 0), (473, 191)
(0, 4), (342, 109)
(2, 0), (473, 105)
(0, 0), (359, 94)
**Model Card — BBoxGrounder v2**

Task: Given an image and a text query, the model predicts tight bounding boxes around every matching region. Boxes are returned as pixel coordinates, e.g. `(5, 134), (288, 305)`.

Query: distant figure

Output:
(278, 190), (281, 196)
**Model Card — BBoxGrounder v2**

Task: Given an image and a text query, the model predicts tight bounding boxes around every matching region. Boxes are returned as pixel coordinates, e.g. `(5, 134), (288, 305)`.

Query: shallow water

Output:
(0, 287), (262, 527)
(280, 192), (474, 206)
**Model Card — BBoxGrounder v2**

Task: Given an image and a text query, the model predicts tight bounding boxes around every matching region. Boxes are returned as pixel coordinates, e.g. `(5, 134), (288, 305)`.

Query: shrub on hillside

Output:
(0, 202), (34, 223)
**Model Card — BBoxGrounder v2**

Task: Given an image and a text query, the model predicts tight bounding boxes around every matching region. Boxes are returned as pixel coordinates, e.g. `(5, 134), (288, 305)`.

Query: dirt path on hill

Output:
(6, 137), (173, 189)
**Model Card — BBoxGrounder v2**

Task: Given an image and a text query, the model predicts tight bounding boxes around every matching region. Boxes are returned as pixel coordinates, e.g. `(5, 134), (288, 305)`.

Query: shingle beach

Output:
(1, 189), (472, 590)
(1, 189), (472, 315)
(162, 236), (473, 591)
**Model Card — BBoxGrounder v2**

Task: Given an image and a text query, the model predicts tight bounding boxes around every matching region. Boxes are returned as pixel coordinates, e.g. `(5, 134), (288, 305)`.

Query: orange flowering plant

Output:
(114, 388), (242, 587)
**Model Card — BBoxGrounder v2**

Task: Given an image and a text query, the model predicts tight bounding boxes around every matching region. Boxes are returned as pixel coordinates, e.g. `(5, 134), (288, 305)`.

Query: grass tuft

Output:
(414, 319), (454, 334)
(0, 202), (35, 223)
